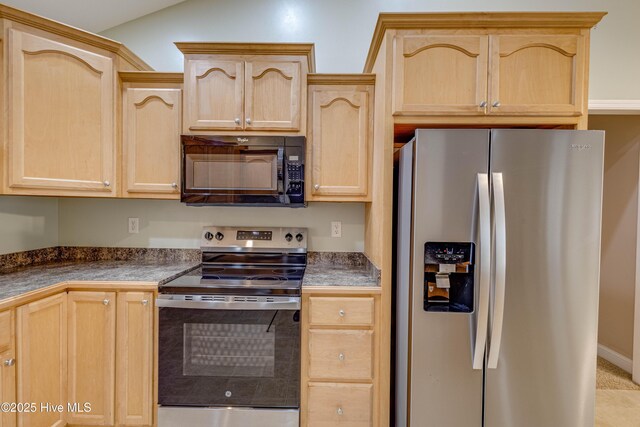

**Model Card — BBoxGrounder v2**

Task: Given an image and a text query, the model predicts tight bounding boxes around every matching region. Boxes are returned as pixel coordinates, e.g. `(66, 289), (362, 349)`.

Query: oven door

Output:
(181, 136), (285, 205)
(157, 295), (300, 409)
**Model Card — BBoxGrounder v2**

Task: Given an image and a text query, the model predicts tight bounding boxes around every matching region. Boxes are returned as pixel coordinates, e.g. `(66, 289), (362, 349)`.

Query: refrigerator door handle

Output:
(488, 172), (507, 369)
(472, 173), (491, 370)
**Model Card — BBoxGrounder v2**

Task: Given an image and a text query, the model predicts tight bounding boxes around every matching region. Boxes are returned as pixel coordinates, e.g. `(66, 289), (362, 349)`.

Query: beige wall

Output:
(590, 115), (640, 358)
(0, 196), (59, 255)
(58, 199), (365, 252)
(101, 0), (640, 100)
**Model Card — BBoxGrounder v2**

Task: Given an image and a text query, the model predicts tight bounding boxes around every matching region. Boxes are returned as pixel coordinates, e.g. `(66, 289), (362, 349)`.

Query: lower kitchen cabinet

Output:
(16, 293), (67, 427)
(301, 289), (381, 427)
(0, 310), (16, 427)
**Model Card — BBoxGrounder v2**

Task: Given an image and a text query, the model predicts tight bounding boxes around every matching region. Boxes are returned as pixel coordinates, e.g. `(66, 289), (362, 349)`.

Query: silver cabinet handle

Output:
(103, 181), (110, 187)
(314, 184), (320, 190)
(103, 299), (110, 305)
(338, 309), (345, 317)
(4, 359), (15, 367)
(245, 118), (252, 125)
(234, 118), (241, 125)
(337, 407), (343, 416)
(479, 101), (488, 108)
(492, 101), (501, 107)
(142, 299), (149, 306)
(171, 182), (178, 189)
(338, 353), (345, 361)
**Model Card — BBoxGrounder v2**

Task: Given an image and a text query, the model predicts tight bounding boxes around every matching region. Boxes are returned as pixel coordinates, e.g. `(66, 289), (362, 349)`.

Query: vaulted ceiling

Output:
(2, 0), (186, 32)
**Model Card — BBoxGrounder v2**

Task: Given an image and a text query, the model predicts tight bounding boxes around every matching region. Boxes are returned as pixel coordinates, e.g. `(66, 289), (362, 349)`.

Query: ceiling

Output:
(2, 0), (187, 33)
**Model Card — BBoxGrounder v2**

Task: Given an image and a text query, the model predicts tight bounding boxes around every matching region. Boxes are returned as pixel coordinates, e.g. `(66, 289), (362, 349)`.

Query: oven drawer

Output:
(308, 330), (373, 381)
(308, 297), (374, 327)
(307, 382), (373, 427)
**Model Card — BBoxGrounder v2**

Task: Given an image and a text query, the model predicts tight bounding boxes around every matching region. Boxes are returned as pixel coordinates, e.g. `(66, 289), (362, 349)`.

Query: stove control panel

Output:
(201, 226), (307, 251)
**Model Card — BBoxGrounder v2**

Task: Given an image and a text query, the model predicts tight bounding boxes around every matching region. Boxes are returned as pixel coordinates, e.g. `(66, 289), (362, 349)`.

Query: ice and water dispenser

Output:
(424, 242), (475, 313)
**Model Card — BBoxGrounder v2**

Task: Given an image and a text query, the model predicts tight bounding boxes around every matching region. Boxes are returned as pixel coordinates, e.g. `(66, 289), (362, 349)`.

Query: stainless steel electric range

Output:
(157, 226), (306, 427)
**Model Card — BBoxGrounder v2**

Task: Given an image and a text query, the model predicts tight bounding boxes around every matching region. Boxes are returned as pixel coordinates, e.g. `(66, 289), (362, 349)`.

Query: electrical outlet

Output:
(331, 221), (342, 238)
(128, 217), (139, 234)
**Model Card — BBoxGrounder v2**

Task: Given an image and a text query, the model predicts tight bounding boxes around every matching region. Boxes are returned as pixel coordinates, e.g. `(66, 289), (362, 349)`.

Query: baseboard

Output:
(598, 344), (633, 373)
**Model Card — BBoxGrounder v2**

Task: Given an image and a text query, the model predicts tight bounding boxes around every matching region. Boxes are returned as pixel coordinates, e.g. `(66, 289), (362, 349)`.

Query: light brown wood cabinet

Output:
(392, 30), (588, 118)
(307, 75), (374, 201)
(6, 29), (116, 197)
(177, 43), (314, 135)
(302, 289), (381, 427)
(67, 291), (116, 426)
(0, 310), (16, 427)
(16, 293), (67, 427)
(121, 72), (183, 199)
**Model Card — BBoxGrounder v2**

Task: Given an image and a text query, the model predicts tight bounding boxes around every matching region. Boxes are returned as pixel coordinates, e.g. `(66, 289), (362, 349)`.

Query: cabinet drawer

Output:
(307, 382), (372, 427)
(0, 310), (12, 353)
(308, 330), (373, 380)
(309, 297), (374, 326)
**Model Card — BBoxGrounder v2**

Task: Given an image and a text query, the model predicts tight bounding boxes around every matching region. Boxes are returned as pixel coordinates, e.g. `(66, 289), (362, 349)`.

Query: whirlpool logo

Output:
(570, 144), (592, 150)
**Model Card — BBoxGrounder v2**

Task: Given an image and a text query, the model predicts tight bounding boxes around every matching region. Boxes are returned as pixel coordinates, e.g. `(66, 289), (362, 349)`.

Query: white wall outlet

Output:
(331, 221), (342, 238)
(128, 217), (139, 234)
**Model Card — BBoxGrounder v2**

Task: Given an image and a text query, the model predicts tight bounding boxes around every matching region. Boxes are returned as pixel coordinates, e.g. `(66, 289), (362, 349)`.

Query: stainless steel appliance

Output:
(396, 129), (604, 427)
(181, 135), (305, 207)
(157, 226), (307, 427)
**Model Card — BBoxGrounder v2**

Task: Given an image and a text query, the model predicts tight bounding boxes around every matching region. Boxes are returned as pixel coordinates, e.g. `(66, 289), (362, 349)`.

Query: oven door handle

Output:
(156, 296), (301, 310)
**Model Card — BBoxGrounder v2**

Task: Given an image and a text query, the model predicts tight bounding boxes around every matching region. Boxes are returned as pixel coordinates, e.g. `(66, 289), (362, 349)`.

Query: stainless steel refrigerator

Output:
(396, 129), (604, 427)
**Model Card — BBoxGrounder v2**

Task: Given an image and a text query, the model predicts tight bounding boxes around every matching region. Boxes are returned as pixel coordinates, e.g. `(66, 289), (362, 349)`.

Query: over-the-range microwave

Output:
(181, 135), (306, 207)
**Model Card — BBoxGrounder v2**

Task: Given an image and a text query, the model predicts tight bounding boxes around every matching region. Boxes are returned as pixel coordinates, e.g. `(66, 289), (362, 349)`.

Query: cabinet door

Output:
(309, 87), (372, 199)
(393, 34), (488, 115)
(7, 29), (115, 195)
(488, 34), (585, 116)
(116, 292), (154, 426)
(184, 59), (243, 131)
(0, 311), (16, 427)
(67, 292), (116, 426)
(124, 88), (182, 198)
(17, 293), (67, 427)
(307, 383), (373, 427)
(245, 60), (301, 130)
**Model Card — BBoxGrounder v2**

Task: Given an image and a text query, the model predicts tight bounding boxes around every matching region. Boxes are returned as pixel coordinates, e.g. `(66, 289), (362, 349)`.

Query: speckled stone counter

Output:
(302, 252), (380, 287)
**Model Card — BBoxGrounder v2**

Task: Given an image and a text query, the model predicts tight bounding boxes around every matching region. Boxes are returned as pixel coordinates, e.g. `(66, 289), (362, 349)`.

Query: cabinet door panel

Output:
(116, 292), (153, 426)
(393, 34), (488, 114)
(309, 87), (371, 199)
(67, 292), (116, 426)
(124, 88), (181, 197)
(245, 61), (301, 130)
(17, 293), (67, 427)
(8, 29), (114, 194)
(184, 59), (243, 131)
(0, 311), (16, 427)
(489, 34), (584, 115)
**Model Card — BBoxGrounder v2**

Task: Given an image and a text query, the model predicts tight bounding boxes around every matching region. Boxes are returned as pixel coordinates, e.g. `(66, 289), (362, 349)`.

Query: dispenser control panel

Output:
(424, 242), (475, 313)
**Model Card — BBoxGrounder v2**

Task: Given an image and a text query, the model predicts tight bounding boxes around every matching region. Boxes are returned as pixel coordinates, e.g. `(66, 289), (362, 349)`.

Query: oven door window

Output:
(159, 307), (300, 408)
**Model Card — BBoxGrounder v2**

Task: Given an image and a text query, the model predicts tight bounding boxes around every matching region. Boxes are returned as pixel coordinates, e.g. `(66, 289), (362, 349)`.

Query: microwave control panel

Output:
(284, 139), (305, 204)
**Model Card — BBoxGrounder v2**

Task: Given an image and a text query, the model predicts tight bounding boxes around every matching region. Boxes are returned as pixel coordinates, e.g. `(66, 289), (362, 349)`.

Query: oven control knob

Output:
(204, 232), (214, 241)
(285, 233), (293, 242)
(215, 232), (224, 241)
(295, 233), (304, 242)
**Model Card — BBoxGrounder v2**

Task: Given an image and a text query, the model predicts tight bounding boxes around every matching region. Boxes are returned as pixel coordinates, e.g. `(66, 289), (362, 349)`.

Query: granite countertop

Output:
(0, 259), (199, 301)
(302, 263), (379, 287)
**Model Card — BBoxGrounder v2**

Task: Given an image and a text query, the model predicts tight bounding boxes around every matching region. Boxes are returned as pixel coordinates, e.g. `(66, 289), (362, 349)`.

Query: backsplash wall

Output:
(58, 198), (365, 252)
(0, 196), (59, 255)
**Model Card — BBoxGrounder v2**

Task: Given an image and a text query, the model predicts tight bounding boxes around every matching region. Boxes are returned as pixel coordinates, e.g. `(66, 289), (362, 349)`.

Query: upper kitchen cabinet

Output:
(364, 13), (606, 127)
(0, 4), (151, 197)
(176, 43), (315, 135)
(120, 72), (183, 199)
(307, 74), (374, 201)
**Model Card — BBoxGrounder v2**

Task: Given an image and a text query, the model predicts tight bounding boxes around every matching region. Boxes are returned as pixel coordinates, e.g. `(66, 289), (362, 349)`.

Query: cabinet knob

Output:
(142, 299), (149, 306)
(103, 181), (110, 187)
(338, 353), (345, 361)
(339, 309), (345, 317)
(3, 359), (15, 367)
(245, 118), (252, 125)
(234, 118), (241, 125)
(337, 407), (344, 416)
(492, 101), (501, 108)
(479, 101), (487, 108)
(314, 184), (320, 190)
(171, 182), (178, 189)
(103, 299), (110, 305)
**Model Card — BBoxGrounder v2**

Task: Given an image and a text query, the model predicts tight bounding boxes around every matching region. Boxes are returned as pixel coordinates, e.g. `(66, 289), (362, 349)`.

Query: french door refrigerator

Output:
(396, 129), (604, 427)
